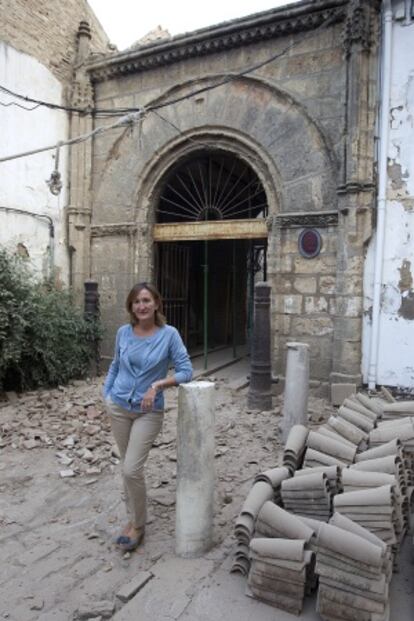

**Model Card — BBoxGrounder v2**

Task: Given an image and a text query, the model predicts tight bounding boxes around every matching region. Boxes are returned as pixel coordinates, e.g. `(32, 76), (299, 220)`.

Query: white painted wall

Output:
(363, 2), (414, 389)
(0, 41), (69, 283)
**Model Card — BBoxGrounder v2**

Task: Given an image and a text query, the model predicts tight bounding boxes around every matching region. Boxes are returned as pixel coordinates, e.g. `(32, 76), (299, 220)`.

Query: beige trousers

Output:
(106, 399), (163, 529)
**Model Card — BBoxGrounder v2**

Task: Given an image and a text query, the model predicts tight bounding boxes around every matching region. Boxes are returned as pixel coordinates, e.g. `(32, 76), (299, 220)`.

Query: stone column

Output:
(175, 381), (215, 558)
(247, 282), (272, 411)
(67, 21), (94, 302)
(330, 0), (380, 401)
(282, 343), (309, 442)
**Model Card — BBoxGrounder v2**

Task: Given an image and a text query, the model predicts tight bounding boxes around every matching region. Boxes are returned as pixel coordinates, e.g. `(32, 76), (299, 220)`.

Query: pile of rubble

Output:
(232, 389), (414, 620)
(0, 382), (118, 478)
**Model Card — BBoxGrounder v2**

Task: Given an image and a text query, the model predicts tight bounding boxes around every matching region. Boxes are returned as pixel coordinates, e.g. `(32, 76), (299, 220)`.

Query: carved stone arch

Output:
(135, 127), (282, 226)
(93, 73), (338, 220)
(145, 71), (339, 175)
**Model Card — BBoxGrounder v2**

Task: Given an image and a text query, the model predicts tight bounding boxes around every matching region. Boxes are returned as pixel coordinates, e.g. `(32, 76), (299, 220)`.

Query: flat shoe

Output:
(116, 532), (144, 551)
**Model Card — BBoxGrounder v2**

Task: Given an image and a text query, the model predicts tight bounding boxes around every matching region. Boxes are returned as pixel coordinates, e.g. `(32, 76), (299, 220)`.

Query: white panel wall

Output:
(0, 41), (69, 283)
(362, 5), (414, 389)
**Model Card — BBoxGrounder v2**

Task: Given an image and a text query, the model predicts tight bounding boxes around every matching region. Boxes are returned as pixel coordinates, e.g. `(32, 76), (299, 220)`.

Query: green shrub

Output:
(0, 247), (101, 391)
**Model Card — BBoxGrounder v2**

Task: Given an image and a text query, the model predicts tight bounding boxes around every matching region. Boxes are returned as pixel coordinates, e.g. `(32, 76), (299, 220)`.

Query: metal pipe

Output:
(203, 239), (208, 370)
(368, 0), (393, 390)
(247, 241), (254, 353)
(232, 240), (237, 359)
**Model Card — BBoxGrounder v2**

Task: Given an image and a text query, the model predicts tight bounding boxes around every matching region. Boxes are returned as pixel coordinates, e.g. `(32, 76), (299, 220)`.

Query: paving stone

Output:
(116, 571), (153, 602)
(19, 542), (61, 566)
(112, 557), (214, 620)
(76, 600), (114, 619)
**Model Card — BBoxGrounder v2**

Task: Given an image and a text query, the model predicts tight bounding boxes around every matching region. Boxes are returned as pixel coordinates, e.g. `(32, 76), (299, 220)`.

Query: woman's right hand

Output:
(141, 385), (157, 411)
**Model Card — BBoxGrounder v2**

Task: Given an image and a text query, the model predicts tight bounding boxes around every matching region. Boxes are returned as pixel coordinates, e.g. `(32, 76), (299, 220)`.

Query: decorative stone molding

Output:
(337, 181), (375, 194)
(91, 223), (137, 237)
(342, 0), (380, 56)
(86, 1), (347, 82)
(67, 206), (91, 217)
(71, 80), (94, 109)
(272, 211), (339, 228)
(71, 21), (94, 109)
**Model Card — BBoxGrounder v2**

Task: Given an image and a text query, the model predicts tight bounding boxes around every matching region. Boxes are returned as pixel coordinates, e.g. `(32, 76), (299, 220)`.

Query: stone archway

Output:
(90, 76), (339, 368)
(151, 146), (270, 358)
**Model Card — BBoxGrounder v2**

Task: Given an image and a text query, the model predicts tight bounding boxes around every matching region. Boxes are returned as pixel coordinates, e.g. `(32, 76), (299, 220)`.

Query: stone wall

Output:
(0, 0), (110, 85)
(271, 222), (338, 383)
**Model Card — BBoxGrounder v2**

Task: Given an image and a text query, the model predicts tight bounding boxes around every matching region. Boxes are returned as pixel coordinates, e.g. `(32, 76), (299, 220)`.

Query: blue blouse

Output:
(103, 324), (193, 412)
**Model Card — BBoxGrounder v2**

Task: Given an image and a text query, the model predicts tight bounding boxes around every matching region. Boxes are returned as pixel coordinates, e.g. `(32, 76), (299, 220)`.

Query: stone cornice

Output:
(86, 0), (347, 82)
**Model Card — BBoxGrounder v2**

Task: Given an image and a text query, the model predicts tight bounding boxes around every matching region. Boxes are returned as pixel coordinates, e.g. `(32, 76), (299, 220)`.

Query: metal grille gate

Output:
(157, 244), (190, 344)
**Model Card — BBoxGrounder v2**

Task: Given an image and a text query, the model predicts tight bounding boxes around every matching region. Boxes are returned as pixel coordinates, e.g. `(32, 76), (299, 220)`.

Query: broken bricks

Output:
(0, 384), (113, 477)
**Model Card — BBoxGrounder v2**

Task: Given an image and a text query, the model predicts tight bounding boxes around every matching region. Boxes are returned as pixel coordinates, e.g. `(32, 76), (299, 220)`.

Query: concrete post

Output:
(282, 343), (309, 442)
(247, 282), (272, 411)
(175, 381), (215, 558)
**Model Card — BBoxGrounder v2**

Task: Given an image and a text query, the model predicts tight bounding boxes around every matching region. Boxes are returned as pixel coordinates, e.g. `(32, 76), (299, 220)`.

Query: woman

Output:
(103, 282), (193, 551)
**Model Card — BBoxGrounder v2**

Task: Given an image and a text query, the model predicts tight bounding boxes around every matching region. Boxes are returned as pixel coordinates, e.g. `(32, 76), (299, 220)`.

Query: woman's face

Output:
(132, 288), (158, 323)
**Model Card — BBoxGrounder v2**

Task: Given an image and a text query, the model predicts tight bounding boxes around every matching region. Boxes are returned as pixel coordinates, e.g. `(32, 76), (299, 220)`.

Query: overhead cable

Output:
(0, 110), (145, 164)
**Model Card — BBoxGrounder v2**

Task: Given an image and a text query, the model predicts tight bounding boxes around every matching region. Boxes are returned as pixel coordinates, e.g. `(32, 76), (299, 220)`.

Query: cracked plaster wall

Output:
(362, 4), (414, 388)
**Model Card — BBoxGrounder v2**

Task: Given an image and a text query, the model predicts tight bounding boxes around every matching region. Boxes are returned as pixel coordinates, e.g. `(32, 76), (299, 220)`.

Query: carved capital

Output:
(265, 215), (275, 232)
(342, 0), (379, 56)
(71, 79), (94, 110)
(67, 206), (91, 218)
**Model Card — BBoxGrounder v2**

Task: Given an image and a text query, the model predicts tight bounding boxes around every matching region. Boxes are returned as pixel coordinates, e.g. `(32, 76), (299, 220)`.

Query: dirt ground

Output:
(0, 371), (412, 621)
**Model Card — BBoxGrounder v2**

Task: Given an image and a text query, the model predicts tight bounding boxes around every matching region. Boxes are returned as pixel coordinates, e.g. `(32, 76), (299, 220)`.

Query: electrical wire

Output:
(0, 111), (145, 164)
(0, 97), (42, 111)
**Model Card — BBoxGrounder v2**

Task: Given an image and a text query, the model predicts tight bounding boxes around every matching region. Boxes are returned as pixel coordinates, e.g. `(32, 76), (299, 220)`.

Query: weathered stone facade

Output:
(69, 0), (381, 393)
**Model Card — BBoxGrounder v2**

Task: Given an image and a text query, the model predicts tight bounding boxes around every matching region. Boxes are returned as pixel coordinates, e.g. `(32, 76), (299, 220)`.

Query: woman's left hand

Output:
(141, 386), (157, 411)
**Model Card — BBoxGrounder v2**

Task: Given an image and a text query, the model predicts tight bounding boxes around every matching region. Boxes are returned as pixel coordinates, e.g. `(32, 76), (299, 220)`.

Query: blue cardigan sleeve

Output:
(103, 327), (122, 399)
(169, 328), (193, 384)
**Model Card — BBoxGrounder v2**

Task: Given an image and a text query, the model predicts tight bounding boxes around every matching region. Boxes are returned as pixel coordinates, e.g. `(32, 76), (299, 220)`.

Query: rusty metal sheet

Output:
(153, 219), (267, 242)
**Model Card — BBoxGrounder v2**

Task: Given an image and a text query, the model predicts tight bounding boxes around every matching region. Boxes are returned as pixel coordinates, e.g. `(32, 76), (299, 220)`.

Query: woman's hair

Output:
(126, 282), (167, 326)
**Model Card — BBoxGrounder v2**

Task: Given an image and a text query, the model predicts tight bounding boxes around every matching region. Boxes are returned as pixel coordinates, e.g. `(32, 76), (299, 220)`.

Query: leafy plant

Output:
(0, 247), (101, 391)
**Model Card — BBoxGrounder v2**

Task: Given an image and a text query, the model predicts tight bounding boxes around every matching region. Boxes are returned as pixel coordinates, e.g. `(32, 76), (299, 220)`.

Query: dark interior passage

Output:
(156, 239), (266, 352)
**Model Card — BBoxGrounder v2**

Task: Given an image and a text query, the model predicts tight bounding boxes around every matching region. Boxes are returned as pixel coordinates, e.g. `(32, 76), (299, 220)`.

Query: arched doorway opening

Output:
(153, 149), (268, 367)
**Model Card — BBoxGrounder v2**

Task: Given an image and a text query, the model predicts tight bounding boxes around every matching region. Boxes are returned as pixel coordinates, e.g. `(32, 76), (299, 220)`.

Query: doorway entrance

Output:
(153, 149), (268, 367)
